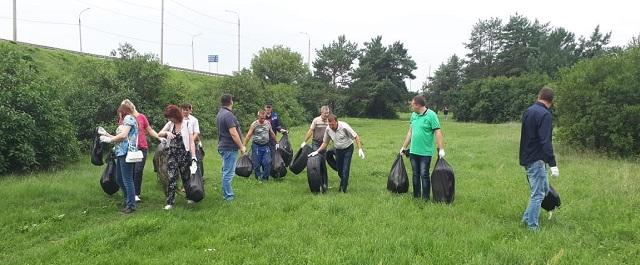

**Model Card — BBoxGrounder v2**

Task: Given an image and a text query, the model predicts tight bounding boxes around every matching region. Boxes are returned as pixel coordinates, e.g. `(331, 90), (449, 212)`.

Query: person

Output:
(157, 105), (198, 210)
(265, 102), (288, 157)
(301, 106), (331, 150)
(98, 103), (139, 214)
(120, 99), (161, 202)
(519, 87), (559, 231)
(443, 106), (449, 121)
(400, 95), (445, 201)
(216, 94), (246, 201)
(242, 110), (277, 181)
(309, 115), (365, 193)
(181, 103), (205, 179)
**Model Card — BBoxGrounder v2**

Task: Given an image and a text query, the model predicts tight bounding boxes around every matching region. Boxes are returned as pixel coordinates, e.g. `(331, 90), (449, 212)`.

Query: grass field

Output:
(1, 115), (638, 264)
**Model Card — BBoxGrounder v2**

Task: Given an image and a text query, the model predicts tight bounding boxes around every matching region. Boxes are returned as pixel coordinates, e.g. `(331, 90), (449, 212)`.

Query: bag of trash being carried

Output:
(387, 154), (409, 193)
(271, 149), (288, 179)
(541, 185), (561, 211)
(91, 128), (107, 166)
(186, 169), (205, 202)
(278, 132), (294, 166)
(235, 154), (253, 177)
(100, 152), (119, 195)
(290, 145), (313, 174)
(153, 141), (170, 195)
(430, 157), (455, 203)
(306, 154), (327, 193)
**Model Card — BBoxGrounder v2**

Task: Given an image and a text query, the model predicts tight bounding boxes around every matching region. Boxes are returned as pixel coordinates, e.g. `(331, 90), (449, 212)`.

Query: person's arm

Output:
(269, 127), (277, 142)
(355, 135), (363, 150)
(435, 129), (444, 150)
(303, 128), (313, 143)
(229, 127), (245, 152)
(146, 126), (160, 140)
(110, 125), (131, 142)
(157, 122), (171, 137)
(316, 141), (328, 153)
(189, 132), (197, 158)
(538, 113), (556, 167)
(242, 125), (255, 147)
(401, 127), (412, 150)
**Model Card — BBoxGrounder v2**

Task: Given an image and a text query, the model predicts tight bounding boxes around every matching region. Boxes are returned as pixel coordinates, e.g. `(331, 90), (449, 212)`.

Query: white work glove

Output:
(308, 150), (319, 157)
(275, 144), (280, 150)
(190, 159), (198, 175)
(97, 126), (108, 136)
(99, 135), (113, 143)
(198, 141), (203, 148)
(165, 131), (175, 140)
(550, 166), (559, 179)
(438, 149), (445, 159)
(281, 129), (288, 134)
(300, 142), (307, 148)
(358, 148), (365, 159)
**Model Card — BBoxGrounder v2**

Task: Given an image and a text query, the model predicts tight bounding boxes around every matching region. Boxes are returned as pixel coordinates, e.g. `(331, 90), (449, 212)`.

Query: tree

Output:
(576, 25), (612, 59)
(496, 14), (549, 77)
(527, 27), (578, 77)
(424, 54), (463, 110)
(312, 35), (359, 87)
(464, 18), (503, 81)
(251, 45), (308, 85)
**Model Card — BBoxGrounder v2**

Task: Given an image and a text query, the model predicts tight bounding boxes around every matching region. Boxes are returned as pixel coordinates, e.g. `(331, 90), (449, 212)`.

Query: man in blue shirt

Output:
(519, 87), (560, 231)
(265, 102), (287, 159)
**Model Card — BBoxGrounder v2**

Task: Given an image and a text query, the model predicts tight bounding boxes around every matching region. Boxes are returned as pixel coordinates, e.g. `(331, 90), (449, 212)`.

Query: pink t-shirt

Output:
(136, 114), (150, 150)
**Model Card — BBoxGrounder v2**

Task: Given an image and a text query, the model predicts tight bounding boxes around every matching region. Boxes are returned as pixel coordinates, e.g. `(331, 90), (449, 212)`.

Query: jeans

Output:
(522, 160), (549, 230)
(335, 144), (354, 192)
(219, 149), (238, 201)
(115, 155), (136, 209)
(409, 154), (432, 200)
(133, 149), (148, 196)
(252, 143), (271, 181)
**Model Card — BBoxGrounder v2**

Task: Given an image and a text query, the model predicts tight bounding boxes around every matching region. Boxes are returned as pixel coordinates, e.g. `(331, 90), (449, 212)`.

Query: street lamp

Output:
(191, 33), (202, 70)
(299, 32), (311, 70)
(78, 8), (90, 52)
(225, 10), (240, 72)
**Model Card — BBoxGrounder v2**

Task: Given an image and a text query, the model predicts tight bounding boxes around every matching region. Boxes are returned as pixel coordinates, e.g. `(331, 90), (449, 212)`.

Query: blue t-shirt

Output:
(114, 115), (138, 157)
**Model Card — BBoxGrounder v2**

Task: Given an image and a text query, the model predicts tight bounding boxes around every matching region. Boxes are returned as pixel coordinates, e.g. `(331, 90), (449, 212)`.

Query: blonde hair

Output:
(257, 110), (267, 117)
(121, 99), (137, 112)
(320, 105), (331, 114)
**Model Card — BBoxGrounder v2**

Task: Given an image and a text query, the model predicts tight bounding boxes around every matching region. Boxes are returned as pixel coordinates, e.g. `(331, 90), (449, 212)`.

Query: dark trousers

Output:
(335, 144), (354, 192)
(133, 149), (148, 196)
(409, 154), (432, 200)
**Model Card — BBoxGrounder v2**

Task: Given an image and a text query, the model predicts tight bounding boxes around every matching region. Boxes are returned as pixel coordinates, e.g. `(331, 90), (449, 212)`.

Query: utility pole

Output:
(160, 0), (164, 64)
(13, 0), (17, 41)
(299, 32), (311, 70)
(78, 8), (90, 52)
(226, 10), (240, 72)
(191, 33), (202, 70)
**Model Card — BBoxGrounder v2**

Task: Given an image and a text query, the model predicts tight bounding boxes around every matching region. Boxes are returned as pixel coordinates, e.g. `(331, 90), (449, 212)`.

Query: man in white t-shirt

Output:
(309, 115), (365, 193)
(181, 103), (203, 179)
(301, 105), (331, 150)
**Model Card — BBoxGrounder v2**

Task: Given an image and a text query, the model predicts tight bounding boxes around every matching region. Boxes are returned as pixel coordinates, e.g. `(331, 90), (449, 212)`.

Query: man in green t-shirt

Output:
(400, 95), (445, 200)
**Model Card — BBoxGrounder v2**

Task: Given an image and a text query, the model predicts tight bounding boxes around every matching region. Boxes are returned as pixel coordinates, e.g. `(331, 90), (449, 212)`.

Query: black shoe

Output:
(121, 207), (136, 214)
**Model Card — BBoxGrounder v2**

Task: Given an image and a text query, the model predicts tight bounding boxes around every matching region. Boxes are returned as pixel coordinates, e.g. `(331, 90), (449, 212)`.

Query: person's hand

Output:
(165, 131), (175, 140)
(300, 141), (307, 148)
(550, 166), (559, 179)
(97, 126), (108, 136)
(198, 141), (203, 148)
(399, 147), (406, 154)
(99, 135), (113, 143)
(240, 146), (247, 154)
(308, 151), (319, 157)
(358, 148), (365, 159)
(438, 149), (445, 159)
(190, 159), (198, 175)
(159, 138), (167, 144)
(275, 144), (280, 150)
(281, 129), (288, 134)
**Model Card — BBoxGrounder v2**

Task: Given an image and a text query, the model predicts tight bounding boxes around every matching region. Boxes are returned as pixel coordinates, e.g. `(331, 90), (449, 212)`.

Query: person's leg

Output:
(251, 143), (262, 180)
(523, 160), (548, 230)
(261, 145), (271, 181)
(165, 155), (180, 206)
(115, 156), (125, 206)
(133, 149), (148, 197)
(409, 154), (422, 198)
(118, 156), (136, 209)
(220, 150), (238, 200)
(420, 156), (432, 200)
(339, 145), (354, 192)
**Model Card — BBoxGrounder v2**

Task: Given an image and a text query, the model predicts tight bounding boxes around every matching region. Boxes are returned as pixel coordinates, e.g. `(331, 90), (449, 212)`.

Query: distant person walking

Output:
(216, 94), (246, 201)
(443, 106), (449, 121)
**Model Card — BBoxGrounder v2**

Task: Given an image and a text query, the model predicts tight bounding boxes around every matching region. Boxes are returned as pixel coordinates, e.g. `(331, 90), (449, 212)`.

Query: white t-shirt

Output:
(323, 121), (358, 149)
(185, 114), (200, 135)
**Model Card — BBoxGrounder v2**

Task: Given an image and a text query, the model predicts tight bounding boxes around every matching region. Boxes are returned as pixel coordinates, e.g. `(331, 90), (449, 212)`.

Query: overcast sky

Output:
(1, 0), (638, 91)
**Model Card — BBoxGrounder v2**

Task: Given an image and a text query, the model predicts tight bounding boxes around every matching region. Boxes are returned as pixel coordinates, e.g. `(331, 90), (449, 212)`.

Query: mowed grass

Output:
(1, 116), (638, 264)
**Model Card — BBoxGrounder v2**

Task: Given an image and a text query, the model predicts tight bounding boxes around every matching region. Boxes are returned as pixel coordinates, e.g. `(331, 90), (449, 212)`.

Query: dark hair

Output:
(413, 95), (426, 107)
(221, 94), (233, 106)
(180, 103), (192, 110)
(538, 87), (554, 102)
(164, 105), (183, 122)
(327, 114), (338, 122)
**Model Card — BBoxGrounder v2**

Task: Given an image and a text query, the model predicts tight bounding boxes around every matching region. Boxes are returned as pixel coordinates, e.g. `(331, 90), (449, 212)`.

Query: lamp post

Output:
(78, 8), (90, 52)
(225, 10), (240, 72)
(191, 33), (202, 70)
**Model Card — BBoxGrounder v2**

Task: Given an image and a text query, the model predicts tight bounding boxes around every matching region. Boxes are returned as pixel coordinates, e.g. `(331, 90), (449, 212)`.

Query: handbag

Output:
(125, 123), (143, 163)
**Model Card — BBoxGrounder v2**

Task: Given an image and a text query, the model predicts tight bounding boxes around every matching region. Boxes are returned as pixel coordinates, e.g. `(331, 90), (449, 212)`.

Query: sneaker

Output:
(186, 200), (195, 204)
(121, 207), (135, 214)
(163, 205), (173, 210)
(135, 196), (141, 202)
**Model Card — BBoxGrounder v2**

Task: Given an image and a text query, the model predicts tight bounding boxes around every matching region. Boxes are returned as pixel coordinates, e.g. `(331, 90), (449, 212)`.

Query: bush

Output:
(0, 43), (79, 173)
(266, 84), (307, 128)
(555, 47), (640, 156)
(297, 77), (349, 119)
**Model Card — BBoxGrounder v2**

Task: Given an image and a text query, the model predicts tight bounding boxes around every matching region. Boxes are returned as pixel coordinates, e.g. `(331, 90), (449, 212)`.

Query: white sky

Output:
(1, 0), (639, 91)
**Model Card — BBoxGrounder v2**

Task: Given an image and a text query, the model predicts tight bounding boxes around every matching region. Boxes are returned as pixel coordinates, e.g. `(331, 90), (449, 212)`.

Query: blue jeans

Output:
(252, 143), (271, 181)
(409, 154), (432, 200)
(219, 149), (238, 201)
(335, 144), (354, 192)
(115, 155), (136, 209)
(522, 160), (549, 230)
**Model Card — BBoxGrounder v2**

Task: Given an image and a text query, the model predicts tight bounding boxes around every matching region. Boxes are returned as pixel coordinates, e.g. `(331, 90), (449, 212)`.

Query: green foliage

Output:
(218, 70), (268, 131)
(251, 45), (308, 85)
(555, 47), (640, 156)
(313, 35), (359, 87)
(0, 42), (79, 173)
(297, 76), (349, 119)
(424, 54), (463, 110)
(265, 84), (307, 128)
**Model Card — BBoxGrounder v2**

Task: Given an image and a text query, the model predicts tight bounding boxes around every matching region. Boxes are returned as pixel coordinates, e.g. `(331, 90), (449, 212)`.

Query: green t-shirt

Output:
(409, 109), (440, 156)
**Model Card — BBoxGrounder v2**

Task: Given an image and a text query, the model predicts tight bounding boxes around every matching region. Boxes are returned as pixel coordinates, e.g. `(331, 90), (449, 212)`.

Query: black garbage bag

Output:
(196, 145), (205, 178)
(290, 145), (313, 174)
(235, 154), (253, 177)
(430, 157), (455, 203)
(100, 152), (119, 195)
(278, 133), (294, 166)
(387, 154), (409, 193)
(541, 185), (561, 211)
(153, 141), (170, 195)
(271, 150), (288, 179)
(186, 170), (205, 202)
(91, 129), (107, 166)
(306, 154), (327, 193)
(326, 148), (338, 172)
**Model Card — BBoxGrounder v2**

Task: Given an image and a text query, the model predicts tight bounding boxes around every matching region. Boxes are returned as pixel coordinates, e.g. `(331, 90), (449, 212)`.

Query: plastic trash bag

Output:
(430, 157), (455, 203)
(278, 133), (294, 166)
(186, 169), (205, 202)
(290, 145), (313, 174)
(271, 150), (288, 179)
(235, 154), (253, 177)
(91, 128), (107, 166)
(153, 141), (170, 195)
(306, 154), (327, 193)
(100, 152), (119, 195)
(542, 185), (561, 211)
(387, 154), (409, 193)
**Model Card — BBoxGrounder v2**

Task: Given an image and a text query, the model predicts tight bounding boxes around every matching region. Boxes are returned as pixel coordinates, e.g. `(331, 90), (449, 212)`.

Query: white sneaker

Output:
(135, 196), (141, 202)
(163, 205), (173, 210)
(186, 200), (195, 204)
